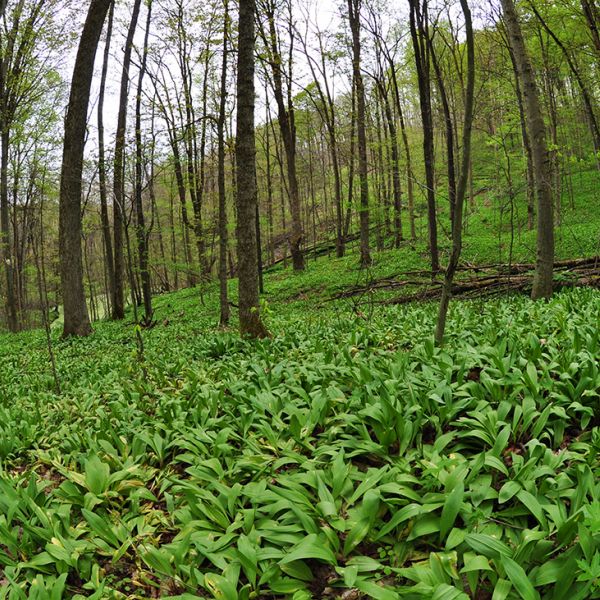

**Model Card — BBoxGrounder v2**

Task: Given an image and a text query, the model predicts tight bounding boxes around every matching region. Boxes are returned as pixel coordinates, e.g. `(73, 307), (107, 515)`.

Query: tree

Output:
(435, 0), (475, 344)
(217, 0), (230, 326)
(296, 9), (346, 256)
(235, 0), (268, 338)
(258, 0), (305, 271)
(0, 0), (47, 331)
(134, 0), (153, 323)
(347, 0), (372, 268)
(112, 0), (142, 320)
(97, 0), (114, 317)
(409, 0), (439, 273)
(501, 0), (554, 299)
(59, 0), (112, 337)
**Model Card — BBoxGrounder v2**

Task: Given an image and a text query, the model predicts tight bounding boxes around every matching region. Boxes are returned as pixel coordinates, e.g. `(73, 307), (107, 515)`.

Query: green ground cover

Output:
(1, 277), (600, 598)
(1, 167), (599, 598)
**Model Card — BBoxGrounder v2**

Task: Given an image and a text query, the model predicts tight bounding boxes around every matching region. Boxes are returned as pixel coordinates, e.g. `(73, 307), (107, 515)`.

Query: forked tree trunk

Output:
(409, 0), (439, 272)
(59, 0), (111, 336)
(435, 0), (475, 345)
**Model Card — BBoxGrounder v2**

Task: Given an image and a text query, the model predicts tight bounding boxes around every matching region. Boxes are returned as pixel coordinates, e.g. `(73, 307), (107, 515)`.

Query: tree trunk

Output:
(59, 0), (111, 336)
(409, 0), (439, 272)
(430, 43), (457, 225)
(112, 0), (142, 319)
(435, 0), (475, 345)
(501, 0), (554, 299)
(376, 77), (402, 248)
(0, 130), (17, 331)
(134, 0), (152, 323)
(97, 0), (115, 315)
(348, 0), (371, 268)
(260, 0), (304, 271)
(218, 0), (230, 326)
(235, 0), (268, 338)
(581, 0), (600, 57)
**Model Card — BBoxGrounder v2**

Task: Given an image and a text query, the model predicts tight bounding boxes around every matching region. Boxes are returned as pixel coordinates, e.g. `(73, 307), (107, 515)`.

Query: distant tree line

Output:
(0, 0), (598, 337)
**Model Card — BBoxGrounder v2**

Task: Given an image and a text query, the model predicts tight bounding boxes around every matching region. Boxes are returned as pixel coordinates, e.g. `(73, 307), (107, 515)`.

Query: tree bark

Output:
(259, 0), (305, 271)
(581, 0), (600, 57)
(112, 0), (142, 319)
(236, 0), (268, 337)
(59, 0), (111, 336)
(348, 0), (372, 268)
(501, 0), (554, 299)
(97, 0), (115, 317)
(435, 0), (475, 344)
(218, 0), (230, 326)
(409, 0), (439, 272)
(134, 0), (152, 323)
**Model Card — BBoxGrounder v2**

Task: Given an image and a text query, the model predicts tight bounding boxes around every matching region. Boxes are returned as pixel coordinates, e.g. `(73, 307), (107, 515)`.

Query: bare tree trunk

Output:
(386, 55), (416, 241)
(134, 0), (152, 322)
(98, 0), (115, 314)
(376, 76), (402, 248)
(430, 43), (457, 225)
(259, 0), (304, 271)
(218, 0), (230, 326)
(435, 0), (475, 344)
(112, 0), (142, 319)
(0, 130), (17, 331)
(501, 0), (554, 299)
(236, 0), (268, 337)
(409, 0), (439, 272)
(348, 0), (371, 268)
(32, 186), (60, 394)
(59, 0), (111, 336)
(344, 86), (356, 239)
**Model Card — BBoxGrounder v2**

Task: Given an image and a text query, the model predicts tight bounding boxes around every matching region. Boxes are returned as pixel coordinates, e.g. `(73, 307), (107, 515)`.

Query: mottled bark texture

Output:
(501, 0), (554, 299)
(59, 0), (112, 336)
(235, 0), (268, 338)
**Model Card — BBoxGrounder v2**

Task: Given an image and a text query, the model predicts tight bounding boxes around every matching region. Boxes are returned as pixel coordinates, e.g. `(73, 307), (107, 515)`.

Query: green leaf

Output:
(460, 553), (491, 573)
(440, 483), (464, 539)
(355, 578), (398, 600)
(280, 534), (336, 565)
(501, 556), (540, 600)
(84, 455), (110, 495)
(465, 533), (511, 559)
(492, 579), (512, 600)
(204, 573), (238, 600)
(431, 584), (470, 600)
(498, 481), (521, 504)
(516, 491), (547, 528)
(344, 518), (371, 556)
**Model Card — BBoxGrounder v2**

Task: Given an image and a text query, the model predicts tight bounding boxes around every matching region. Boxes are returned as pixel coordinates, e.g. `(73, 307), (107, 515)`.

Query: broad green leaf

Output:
(465, 533), (511, 559)
(280, 534), (336, 565)
(498, 481), (521, 504)
(440, 483), (464, 539)
(501, 556), (540, 600)
(84, 455), (110, 495)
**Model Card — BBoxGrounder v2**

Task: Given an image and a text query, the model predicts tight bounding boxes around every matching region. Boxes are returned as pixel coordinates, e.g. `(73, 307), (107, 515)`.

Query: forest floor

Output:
(1, 171), (600, 598)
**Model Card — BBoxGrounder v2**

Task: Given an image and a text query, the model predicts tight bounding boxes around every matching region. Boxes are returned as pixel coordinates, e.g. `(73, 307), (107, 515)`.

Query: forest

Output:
(1, 0), (600, 597)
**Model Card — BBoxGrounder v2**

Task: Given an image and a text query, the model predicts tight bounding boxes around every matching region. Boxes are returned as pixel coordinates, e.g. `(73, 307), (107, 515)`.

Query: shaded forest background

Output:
(0, 0), (599, 333)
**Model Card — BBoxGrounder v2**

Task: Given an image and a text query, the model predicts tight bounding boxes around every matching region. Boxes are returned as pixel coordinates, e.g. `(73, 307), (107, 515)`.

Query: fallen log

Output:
(330, 256), (600, 303)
